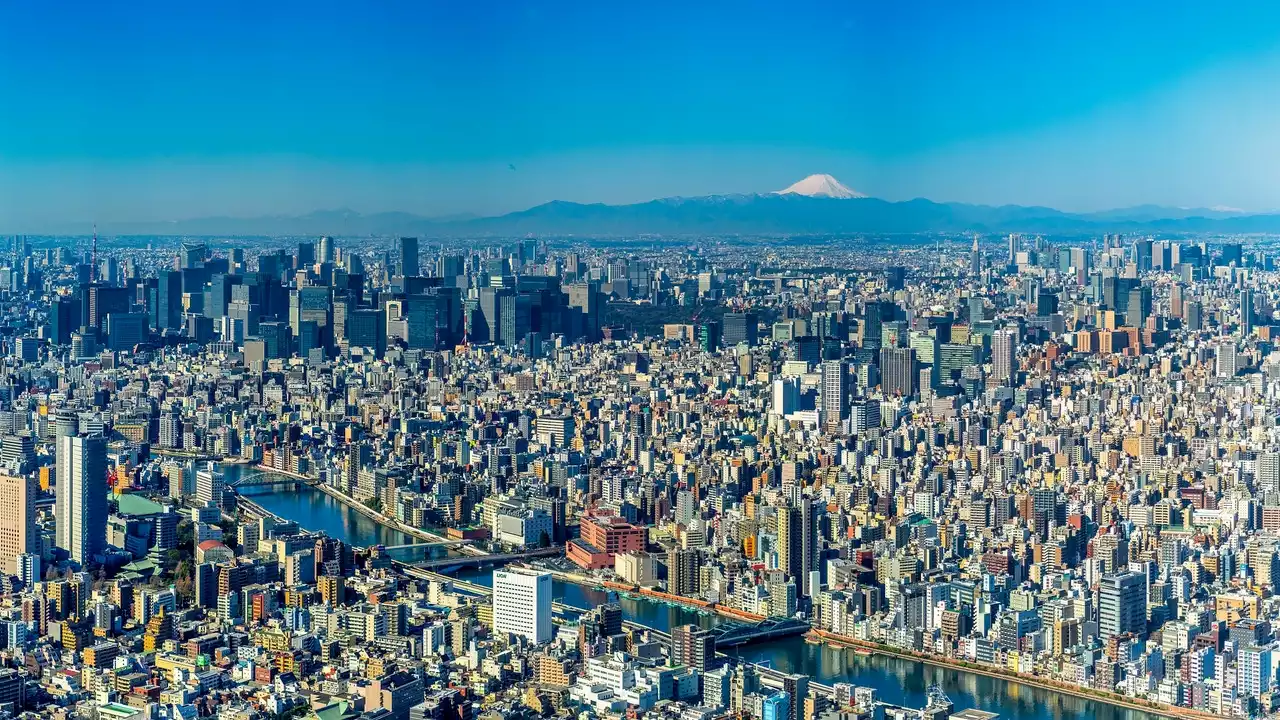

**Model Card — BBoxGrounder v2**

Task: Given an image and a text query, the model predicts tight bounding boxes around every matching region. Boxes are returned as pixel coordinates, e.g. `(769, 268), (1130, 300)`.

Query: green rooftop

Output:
(115, 493), (168, 517)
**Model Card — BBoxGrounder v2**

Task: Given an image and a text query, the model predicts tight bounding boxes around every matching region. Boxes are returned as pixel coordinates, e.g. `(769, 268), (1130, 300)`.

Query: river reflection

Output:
(233, 474), (1164, 720)
(446, 566), (1160, 720)
(224, 464), (417, 548)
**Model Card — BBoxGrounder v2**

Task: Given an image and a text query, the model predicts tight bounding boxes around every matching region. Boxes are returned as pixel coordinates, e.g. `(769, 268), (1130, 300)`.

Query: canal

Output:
(226, 463), (1163, 720)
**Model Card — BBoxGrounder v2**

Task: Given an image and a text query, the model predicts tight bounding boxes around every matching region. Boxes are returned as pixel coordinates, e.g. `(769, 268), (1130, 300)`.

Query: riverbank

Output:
(543, 566), (1180, 720)
(308, 480), (464, 547)
(239, 464), (479, 552)
(807, 628), (1220, 720)
(542, 567), (767, 623)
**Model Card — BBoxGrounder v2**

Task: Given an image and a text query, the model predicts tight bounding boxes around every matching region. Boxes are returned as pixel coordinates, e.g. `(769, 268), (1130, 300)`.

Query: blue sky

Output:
(3, 1), (1280, 227)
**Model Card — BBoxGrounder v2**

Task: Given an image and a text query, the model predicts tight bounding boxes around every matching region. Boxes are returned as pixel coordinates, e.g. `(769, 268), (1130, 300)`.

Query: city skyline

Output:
(5, 2), (1280, 229)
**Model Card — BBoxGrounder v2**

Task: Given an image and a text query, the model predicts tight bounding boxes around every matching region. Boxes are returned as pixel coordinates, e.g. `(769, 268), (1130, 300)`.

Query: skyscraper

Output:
(992, 328), (1017, 385)
(879, 346), (916, 397)
(1241, 287), (1254, 336)
(723, 312), (758, 347)
(820, 360), (847, 431)
(318, 236), (335, 264)
(492, 568), (552, 644)
(398, 237), (420, 277)
(778, 506), (801, 584)
(0, 474), (37, 576)
(56, 433), (108, 565)
(1099, 571), (1146, 641)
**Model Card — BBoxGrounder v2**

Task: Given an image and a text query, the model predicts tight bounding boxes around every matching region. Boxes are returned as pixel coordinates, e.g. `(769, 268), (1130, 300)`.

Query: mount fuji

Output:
(774, 174), (867, 199)
(72, 173), (1280, 236)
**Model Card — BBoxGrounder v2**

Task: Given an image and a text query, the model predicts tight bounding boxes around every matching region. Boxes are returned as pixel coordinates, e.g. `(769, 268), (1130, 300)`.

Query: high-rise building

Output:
(879, 346), (916, 397)
(1241, 287), (1254, 336)
(992, 328), (1017, 385)
(56, 434), (108, 565)
(296, 241), (315, 268)
(777, 503), (819, 599)
(492, 568), (552, 644)
(771, 377), (800, 417)
(723, 312), (758, 347)
(398, 237), (420, 277)
(820, 360), (847, 431)
(1099, 571), (1146, 641)
(318, 236), (335, 264)
(670, 624), (716, 671)
(346, 308), (387, 358)
(0, 475), (37, 576)
(668, 547), (700, 598)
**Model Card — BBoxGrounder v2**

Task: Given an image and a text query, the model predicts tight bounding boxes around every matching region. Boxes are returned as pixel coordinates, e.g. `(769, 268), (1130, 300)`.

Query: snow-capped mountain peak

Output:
(774, 174), (866, 199)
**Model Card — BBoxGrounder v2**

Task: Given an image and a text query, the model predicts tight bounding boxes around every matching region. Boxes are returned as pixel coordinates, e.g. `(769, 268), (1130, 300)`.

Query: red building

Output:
(567, 515), (647, 570)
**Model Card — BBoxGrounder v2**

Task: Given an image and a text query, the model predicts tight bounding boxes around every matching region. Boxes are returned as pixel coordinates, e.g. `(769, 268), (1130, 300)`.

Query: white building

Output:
(492, 568), (552, 644)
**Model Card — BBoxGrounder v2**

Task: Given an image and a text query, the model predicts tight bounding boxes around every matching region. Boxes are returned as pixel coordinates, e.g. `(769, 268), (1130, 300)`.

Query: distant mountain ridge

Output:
(59, 175), (1280, 237)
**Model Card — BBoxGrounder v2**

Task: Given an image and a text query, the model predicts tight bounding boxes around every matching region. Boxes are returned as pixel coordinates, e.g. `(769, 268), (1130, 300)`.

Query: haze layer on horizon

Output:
(4, 1), (1280, 231)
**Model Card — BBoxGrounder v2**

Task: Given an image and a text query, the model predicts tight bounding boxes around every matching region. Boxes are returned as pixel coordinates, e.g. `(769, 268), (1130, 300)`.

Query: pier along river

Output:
(224, 464), (1162, 720)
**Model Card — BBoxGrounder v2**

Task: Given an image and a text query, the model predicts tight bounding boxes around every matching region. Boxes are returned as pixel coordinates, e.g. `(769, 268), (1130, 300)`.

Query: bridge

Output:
(709, 617), (810, 647)
(227, 472), (317, 489)
(381, 540), (475, 550)
(406, 545), (563, 571)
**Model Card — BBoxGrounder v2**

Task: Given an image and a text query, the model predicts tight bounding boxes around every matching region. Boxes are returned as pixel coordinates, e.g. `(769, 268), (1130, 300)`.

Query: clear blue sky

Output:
(3, 1), (1280, 228)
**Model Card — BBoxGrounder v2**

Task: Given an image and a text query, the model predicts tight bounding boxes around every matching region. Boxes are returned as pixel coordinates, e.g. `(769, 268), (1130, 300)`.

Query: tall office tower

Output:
(492, 568), (552, 644)
(777, 506), (802, 583)
(1007, 233), (1018, 263)
(0, 475), (37, 576)
(1099, 571), (1147, 640)
(436, 254), (464, 283)
(157, 270), (183, 330)
(56, 434), (108, 565)
(1260, 453), (1280, 496)
(970, 235), (982, 275)
(723, 312), (758, 347)
(879, 346), (916, 397)
(884, 265), (906, 291)
(1241, 288), (1254, 336)
(1133, 238), (1153, 271)
(180, 241), (207, 269)
(1217, 343), (1241, 378)
(771, 377), (800, 417)
(798, 497), (818, 597)
(54, 410), (78, 546)
(1169, 284), (1184, 319)
(668, 547), (700, 597)
(671, 624), (716, 671)
(1221, 242), (1243, 267)
(820, 360), (848, 432)
(1185, 301), (1203, 332)
(86, 284), (130, 331)
(346, 308), (387, 358)
(398, 237), (420, 277)
(318, 236), (335, 264)
(296, 241), (316, 269)
(992, 329), (1017, 385)
(1126, 286), (1152, 328)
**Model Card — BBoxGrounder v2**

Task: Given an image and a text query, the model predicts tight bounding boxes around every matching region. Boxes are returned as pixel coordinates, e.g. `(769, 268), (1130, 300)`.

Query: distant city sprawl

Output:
(0, 230), (1270, 720)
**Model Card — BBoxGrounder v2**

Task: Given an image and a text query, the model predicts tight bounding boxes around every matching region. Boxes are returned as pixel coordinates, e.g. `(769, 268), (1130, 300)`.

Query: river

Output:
(224, 464), (1162, 720)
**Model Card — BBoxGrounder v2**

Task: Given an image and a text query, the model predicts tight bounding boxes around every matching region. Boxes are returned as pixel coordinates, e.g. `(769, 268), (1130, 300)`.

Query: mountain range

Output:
(85, 175), (1280, 237)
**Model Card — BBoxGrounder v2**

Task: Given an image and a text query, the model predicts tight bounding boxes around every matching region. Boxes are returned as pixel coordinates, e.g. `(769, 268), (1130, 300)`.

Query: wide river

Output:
(226, 466), (1162, 720)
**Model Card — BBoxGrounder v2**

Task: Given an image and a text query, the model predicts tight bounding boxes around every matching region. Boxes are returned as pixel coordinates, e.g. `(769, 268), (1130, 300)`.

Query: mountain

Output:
(63, 174), (1280, 237)
(774, 173), (867, 199)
